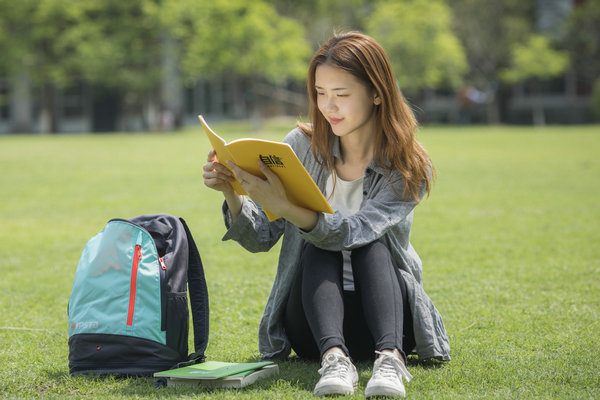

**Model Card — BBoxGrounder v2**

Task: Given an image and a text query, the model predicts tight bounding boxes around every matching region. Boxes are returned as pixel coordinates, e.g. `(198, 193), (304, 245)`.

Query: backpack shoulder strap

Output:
(179, 217), (209, 363)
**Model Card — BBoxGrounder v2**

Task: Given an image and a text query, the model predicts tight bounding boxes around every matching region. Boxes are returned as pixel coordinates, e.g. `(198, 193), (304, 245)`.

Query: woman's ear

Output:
(374, 95), (382, 105)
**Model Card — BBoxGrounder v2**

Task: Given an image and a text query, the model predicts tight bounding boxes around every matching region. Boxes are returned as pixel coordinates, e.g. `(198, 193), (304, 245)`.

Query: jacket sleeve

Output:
(221, 198), (285, 253)
(220, 127), (308, 253)
(301, 174), (426, 251)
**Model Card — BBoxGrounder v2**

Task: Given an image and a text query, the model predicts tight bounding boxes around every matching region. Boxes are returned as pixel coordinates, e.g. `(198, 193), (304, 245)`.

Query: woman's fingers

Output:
(203, 166), (232, 181)
(204, 150), (233, 177)
(206, 161), (233, 177)
(226, 160), (254, 186)
(257, 159), (277, 182)
(202, 150), (236, 193)
(206, 148), (217, 162)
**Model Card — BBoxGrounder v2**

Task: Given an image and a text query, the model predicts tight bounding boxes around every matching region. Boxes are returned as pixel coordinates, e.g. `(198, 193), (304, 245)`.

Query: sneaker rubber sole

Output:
(365, 381), (406, 398)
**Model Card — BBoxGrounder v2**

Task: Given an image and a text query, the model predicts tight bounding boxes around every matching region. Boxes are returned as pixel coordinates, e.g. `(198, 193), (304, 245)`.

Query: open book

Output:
(154, 360), (279, 388)
(199, 115), (333, 221)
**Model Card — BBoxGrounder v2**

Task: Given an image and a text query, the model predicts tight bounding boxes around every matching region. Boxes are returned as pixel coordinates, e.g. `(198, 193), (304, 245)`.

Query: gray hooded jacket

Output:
(221, 127), (450, 361)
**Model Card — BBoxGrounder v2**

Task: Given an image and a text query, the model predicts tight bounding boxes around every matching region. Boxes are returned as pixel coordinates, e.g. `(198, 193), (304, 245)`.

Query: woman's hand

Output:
(202, 149), (236, 194)
(227, 160), (318, 231)
(202, 149), (243, 221)
(227, 159), (288, 215)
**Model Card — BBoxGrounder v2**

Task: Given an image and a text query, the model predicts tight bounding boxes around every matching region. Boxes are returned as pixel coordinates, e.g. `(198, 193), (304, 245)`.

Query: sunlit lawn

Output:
(0, 120), (598, 398)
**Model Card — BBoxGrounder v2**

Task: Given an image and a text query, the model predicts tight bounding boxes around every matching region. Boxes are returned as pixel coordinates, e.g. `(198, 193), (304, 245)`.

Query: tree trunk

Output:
(486, 97), (501, 125)
(10, 73), (33, 133)
(533, 98), (546, 126)
(40, 83), (59, 133)
(532, 82), (546, 126)
(144, 92), (161, 132)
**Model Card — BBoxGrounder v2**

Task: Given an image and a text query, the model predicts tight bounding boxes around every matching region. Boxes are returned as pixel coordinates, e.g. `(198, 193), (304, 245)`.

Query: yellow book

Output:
(199, 115), (333, 221)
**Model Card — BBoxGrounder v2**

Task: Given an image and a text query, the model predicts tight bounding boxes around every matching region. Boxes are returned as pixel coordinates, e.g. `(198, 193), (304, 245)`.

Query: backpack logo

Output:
(71, 321), (98, 330)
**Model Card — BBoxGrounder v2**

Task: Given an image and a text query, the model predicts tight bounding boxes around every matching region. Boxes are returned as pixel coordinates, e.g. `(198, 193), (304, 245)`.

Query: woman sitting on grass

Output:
(202, 31), (450, 398)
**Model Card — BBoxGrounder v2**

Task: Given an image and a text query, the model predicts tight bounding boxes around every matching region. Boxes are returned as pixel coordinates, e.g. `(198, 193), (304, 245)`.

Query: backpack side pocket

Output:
(166, 292), (189, 359)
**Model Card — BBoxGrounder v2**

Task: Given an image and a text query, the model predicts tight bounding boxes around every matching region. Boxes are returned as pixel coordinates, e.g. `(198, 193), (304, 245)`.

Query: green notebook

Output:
(154, 360), (275, 380)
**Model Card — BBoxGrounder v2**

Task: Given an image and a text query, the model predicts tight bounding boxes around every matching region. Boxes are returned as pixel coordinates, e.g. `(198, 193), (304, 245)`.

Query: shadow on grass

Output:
(42, 355), (447, 397)
(42, 361), (316, 396)
(270, 358), (319, 392)
(407, 355), (447, 369)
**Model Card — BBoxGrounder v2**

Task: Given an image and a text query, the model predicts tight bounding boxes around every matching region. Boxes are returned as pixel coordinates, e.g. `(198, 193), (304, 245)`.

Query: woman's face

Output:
(315, 63), (380, 140)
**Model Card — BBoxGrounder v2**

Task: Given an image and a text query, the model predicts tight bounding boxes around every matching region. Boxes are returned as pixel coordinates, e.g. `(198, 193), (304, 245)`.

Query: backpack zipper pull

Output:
(159, 257), (167, 270)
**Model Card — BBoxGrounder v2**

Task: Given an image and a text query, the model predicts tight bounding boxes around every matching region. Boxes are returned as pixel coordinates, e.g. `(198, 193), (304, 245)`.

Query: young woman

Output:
(202, 31), (450, 398)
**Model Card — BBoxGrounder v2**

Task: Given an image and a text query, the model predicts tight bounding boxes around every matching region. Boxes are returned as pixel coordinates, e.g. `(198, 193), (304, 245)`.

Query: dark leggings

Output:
(284, 241), (415, 362)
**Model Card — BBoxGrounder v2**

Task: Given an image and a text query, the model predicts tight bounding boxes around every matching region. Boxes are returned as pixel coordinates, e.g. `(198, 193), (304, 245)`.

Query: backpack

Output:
(68, 214), (209, 376)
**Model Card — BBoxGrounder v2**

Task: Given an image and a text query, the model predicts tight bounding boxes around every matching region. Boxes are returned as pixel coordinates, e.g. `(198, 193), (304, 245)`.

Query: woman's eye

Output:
(337, 94), (348, 97)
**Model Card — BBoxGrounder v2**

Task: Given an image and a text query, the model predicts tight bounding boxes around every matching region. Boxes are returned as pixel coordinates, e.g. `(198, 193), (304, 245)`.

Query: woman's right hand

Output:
(202, 149), (236, 194)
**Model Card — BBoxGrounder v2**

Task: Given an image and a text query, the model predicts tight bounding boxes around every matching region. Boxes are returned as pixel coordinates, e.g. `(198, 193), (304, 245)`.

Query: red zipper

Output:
(126, 244), (142, 326)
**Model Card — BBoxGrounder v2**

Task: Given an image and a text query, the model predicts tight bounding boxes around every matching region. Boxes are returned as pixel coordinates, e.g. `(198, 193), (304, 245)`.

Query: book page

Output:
(198, 115), (246, 195)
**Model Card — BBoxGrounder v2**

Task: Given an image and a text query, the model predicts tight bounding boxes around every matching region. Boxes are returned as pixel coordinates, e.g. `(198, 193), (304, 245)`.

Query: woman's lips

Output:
(329, 117), (342, 125)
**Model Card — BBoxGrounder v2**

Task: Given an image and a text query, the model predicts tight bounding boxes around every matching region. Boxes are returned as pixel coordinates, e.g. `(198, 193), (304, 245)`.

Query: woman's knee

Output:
(351, 240), (392, 271)
(300, 242), (342, 272)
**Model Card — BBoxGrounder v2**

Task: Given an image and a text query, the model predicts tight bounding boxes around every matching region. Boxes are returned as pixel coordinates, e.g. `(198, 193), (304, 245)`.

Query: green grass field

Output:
(1, 120), (599, 399)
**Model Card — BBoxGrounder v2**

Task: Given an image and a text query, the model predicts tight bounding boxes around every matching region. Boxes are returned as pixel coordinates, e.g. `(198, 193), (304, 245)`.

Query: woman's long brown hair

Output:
(298, 31), (434, 201)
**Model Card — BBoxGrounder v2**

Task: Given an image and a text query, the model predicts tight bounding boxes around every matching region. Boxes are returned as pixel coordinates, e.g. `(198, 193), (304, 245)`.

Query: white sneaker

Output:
(365, 350), (413, 398)
(313, 351), (358, 396)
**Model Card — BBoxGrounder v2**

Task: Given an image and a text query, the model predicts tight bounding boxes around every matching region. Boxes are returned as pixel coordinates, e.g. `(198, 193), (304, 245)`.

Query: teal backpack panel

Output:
(68, 220), (165, 345)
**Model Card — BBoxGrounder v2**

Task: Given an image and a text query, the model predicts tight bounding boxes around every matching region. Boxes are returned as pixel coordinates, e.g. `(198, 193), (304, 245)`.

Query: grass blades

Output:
(0, 121), (599, 398)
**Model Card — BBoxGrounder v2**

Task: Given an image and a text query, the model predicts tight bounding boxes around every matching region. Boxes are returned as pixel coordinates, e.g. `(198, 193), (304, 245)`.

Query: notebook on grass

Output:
(154, 361), (278, 388)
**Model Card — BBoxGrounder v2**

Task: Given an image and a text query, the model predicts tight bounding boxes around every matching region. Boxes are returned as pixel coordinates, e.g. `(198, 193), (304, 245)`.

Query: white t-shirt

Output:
(325, 173), (364, 291)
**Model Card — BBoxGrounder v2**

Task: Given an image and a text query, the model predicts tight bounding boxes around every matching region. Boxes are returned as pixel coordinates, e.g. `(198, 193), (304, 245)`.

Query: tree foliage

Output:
(55, 0), (163, 92)
(501, 34), (569, 83)
(565, 0), (600, 84)
(449, 0), (534, 88)
(366, 0), (467, 93)
(159, 0), (311, 83)
(0, 0), (594, 129)
(0, 0), (35, 76)
(0, 0), (163, 92)
(0, 0), (310, 90)
(268, 0), (375, 44)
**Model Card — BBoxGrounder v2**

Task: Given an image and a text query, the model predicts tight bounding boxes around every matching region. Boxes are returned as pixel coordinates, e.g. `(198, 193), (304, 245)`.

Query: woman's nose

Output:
(325, 97), (337, 112)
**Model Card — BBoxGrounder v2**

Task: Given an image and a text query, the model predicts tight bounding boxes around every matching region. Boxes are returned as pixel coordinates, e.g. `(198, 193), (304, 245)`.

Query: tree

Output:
(366, 0), (467, 94)
(565, 0), (600, 86)
(0, 0), (311, 133)
(0, 0), (34, 75)
(449, 0), (534, 124)
(267, 0), (376, 45)
(160, 0), (312, 121)
(0, 0), (69, 132)
(565, 1), (600, 122)
(162, 0), (311, 83)
(592, 78), (600, 121)
(0, 0), (38, 132)
(55, 0), (166, 130)
(0, 0), (166, 132)
(501, 34), (569, 125)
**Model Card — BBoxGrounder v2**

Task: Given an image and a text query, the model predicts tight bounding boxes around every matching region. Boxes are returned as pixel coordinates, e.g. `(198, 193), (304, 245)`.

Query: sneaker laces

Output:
(373, 350), (413, 383)
(318, 352), (353, 381)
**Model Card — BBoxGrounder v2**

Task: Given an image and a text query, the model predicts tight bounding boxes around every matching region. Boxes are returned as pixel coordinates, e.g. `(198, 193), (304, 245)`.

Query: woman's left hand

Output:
(226, 159), (319, 230)
(226, 160), (289, 216)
